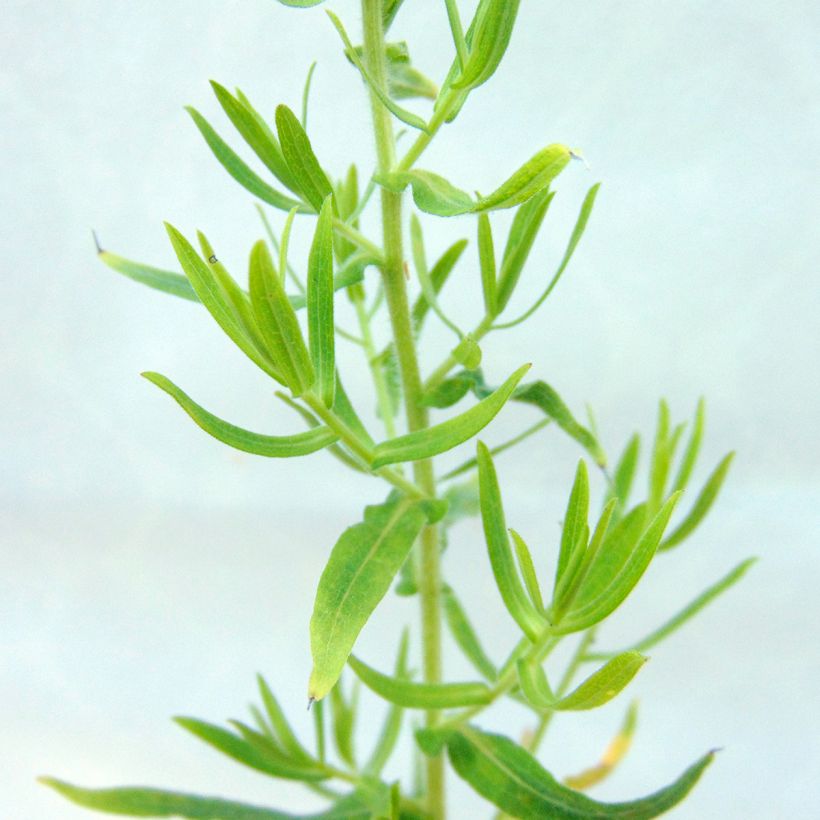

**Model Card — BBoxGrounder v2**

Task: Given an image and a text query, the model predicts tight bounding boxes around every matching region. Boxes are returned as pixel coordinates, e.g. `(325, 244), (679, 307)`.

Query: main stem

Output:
(361, 2), (445, 817)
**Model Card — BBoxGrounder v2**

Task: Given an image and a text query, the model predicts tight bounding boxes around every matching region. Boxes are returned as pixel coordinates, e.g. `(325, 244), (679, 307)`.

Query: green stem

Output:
(397, 89), (460, 172)
(444, 0), (469, 71)
(424, 313), (494, 392)
(361, 2), (445, 816)
(332, 217), (384, 263)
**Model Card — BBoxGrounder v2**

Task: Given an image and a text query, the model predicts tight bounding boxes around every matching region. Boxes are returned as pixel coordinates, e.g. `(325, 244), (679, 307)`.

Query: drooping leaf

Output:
(452, 0), (522, 92)
(587, 558), (757, 660)
(477, 441), (548, 641)
(563, 702), (638, 791)
(275, 104), (334, 212)
(309, 496), (431, 701)
(210, 82), (300, 195)
(495, 190), (554, 312)
(327, 11), (429, 133)
(660, 452), (734, 550)
(555, 652), (646, 711)
(164, 224), (281, 379)
(556, 494), (681, 634)
(348, 654), (492, 709)
(248, 239), (316, 396)
(186, 107), (303, 212)
(421, 725), (715, 819)
(97, 249), (197, 301)
(442, 585), (497, 681)
(307, 197), (336, 406)
(142, 373), (337, 458)
(371, 364), (530, 468)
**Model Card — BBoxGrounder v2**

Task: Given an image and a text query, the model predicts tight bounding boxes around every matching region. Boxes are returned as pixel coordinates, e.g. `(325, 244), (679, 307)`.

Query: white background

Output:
(2, 1), (819, 817)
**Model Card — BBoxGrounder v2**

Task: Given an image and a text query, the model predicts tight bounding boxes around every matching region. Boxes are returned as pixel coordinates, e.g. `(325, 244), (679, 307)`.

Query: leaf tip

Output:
(91, 229), (103, 254)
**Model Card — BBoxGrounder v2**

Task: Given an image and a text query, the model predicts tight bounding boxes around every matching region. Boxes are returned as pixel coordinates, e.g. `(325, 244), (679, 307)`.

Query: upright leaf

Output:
(371, 364), (530, 468)
(249, 239), (316, 396)
(609, 433), (641, 512)
(672, 397), (706, 493)
(477, 441), (548, 641)
(442, 585), (497, 681)
(554, 460), (590, 591)
(411, 238), (468, 331)
(257, 675), (314, 765)
(509, 529), (545, 612)
(309, 496), (431, 701)
(307, 197), (336, 406)
(422, 725), (715, 819)
(477, 213), (497, 316)
(275, 104), (333, 212)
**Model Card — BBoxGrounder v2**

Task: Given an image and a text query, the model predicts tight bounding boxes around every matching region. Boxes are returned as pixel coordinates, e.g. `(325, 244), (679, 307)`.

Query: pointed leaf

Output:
(442, 585), (497, 681)
(509, 529), (545, 612)
(555, 460), (589, 591)
(309, 496), (430, 700)
(516, 657), (555, 710)
(671, 398), (706, 493)
(98, 249), (197, 301)
(142, 373), (337, 458)
(477, 213), (497, 316)
(186, 107), (303, 212)
(329, 682), (356, 768)
(348, 655), (491, 709)
(428, 725), (715, 819)
(275, 104), (333, 212)
(556, 652), (646, 711)
(660, 453), (734, 550)
(371, 364), (530, 468)
(257, 675), (314, 765)
(477, 441), (548, 641)
(411, 238), (468, 331)
(307, 197), (336, 406)
(609, 433), (640, 512)
(249, 239), (316, 396)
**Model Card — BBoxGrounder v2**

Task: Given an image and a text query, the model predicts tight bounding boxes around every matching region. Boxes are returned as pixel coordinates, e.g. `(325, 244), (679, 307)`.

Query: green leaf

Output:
(348, 654), (492, 709)
(307, 197), (336, 406)
(327, 11), (429, 133)
(672, 397), (706, 493)
(388, 62), (438, 100)
(608, 433), (641, 512)
(39, 777), (302, 818)
(164, 224), (280, 380)
(363, 633), (409, 776)
(495, 182), (601, 328)
(557, 494), (681, 634)
(647, 400), (673, 515)
(288, 252), (371, 310)
(660, 452), (734, 550)
(375, 169), (473, 217)
(495, 190), (554, 312)
(210, 82), (300, 195)
(453, 0), (521, 92)
(329, 681), (356, 768)
(556, 652), (646, 711)
(382, 0), (405, 31)
(515, 657), (555, 710)
(442, 584), (497, 681)
(371, 364), (530, 468)
(174, 717), (327, 781)
(513, 380), (606, 467)
(309, 496), (430, 701)
(277, 0), (325, 7)
(411, 238), (468, 332)
(554, 460), (590, 592)
(426, 725), (715, 819)
(257, 675), (314, 765)
(142, 373), (337, 458)
(421, 370), (480, 410)
(451, 334), (482, 370)
(477, 213), (497, 316)
(477, 441), (548, 641)
(186, 107), (303, 212)
(97, 248), (198, 302)
(275, 104), (333, 212)
(249, 239), (316, 396)
(586, 558), (757, 660)
(509, 529), (545, 612)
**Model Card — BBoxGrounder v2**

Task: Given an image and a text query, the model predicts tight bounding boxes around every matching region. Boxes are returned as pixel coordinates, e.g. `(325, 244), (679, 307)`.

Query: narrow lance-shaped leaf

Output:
(275, 104), (333, 212)
(672, 397), (706, 493)
(555, 651), (646, 711)
(660, 452), (735, 550)
(419, 725), (715, 820)
(249, 239), (316, 396)
(186, 107), (303, 212)
(97, 246), (198, 302)
(210, 81), (301, 195)
(586, 558), (757, 660)
(371, 364), (530, 468)
(554, 460), (590, 592)
(452, 0), (521, 92)
(496, 182), (601, 328)
(164, 224), (281, 380)
(307, 197), (336, 406)
(411, 238), (468, 331)
(329, 680), (356, 768)
(477, 441), (548, 641)
(39, 777), (319, 819)
(477, 212), (497, 316)
(309, 496), (431, 701)
(451, 334), (482, 370)
(326, 11), (429, 133)
(509, 529), (545, 612)
(442, 585), (497, 681)
(375, 169), (473, 217)
(516, 657), (555, 710)
(348, 654), (492, 709)
(557, 494), (681, 634)
(257, 675), (314, 765)
(564, 702), (638, 791)
(608, 433), (641, 513)
(143, 373), (337, 458)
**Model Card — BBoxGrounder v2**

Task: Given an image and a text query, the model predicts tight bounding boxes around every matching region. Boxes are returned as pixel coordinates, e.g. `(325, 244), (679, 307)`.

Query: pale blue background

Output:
(2, 1), (819, 817)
